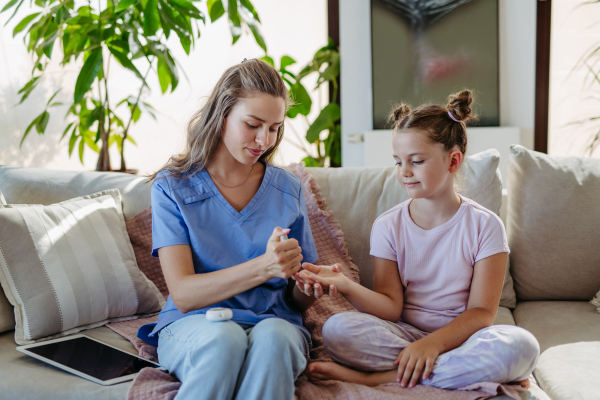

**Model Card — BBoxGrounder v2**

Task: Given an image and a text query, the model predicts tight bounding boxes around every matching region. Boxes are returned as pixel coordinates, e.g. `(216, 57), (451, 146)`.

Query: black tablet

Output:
(17, 334), (166, 385)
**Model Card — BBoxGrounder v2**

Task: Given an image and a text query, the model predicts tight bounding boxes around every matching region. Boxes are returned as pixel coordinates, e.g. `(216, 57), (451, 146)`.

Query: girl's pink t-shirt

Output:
(370, 195), (509, 333)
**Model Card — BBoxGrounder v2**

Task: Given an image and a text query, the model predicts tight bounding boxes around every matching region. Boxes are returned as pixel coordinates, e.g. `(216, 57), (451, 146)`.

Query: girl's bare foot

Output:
(307, 362), (370, 385)
(307, 362), (398, 387)
(507, 378), (531, 389)
(517, 378), (531, 389)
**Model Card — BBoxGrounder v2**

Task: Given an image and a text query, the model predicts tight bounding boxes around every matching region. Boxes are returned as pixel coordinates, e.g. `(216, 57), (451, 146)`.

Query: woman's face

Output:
(392, 129), (461, 199)
(221, 93), (286, 165)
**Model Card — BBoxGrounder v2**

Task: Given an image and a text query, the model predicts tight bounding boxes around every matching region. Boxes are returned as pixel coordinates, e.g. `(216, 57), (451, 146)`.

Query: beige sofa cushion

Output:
(0, 326), (133, 399)
(534, 342), (600, 400)
(513, 301), (600, 354)
(507, 145), (600, 301)
(0, 166), (151, 220)
(308, 149), (517, 308)
(0, 190), (164, 344)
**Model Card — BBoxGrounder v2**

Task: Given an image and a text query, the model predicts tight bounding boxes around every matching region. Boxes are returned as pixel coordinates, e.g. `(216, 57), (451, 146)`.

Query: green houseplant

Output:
(262, 38), (341, 167)
(2, 0), (265, 171)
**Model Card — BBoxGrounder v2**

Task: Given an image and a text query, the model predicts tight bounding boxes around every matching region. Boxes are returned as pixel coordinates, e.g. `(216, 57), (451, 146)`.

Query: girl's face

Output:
(221, 93), (286, 165)
(392, 129), (462, 199)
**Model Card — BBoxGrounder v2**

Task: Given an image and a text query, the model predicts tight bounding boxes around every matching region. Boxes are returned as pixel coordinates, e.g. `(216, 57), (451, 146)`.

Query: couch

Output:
(0, 145), (598, 400)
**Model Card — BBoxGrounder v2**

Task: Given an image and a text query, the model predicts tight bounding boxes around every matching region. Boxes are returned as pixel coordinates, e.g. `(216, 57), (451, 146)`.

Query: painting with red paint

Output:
(371, 0), (499, 128)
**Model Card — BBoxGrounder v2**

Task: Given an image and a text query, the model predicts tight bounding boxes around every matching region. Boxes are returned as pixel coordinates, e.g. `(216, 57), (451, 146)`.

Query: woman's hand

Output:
(293, 264), (341, 298)
(296, 262), (351, 295)
(262, 227), (303, 280)
(393, 336), (443, 388)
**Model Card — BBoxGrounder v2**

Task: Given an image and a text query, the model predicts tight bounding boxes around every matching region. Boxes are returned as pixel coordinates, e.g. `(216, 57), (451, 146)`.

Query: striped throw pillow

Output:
(0, 189), (165, 344)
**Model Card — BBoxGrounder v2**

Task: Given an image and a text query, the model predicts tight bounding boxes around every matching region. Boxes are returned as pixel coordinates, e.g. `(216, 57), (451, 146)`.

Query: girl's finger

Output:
(304, 282), (313, 296)
(329, 284), (337, 297)
(422, 357), (435, 381)
(400, 357), (417, 387)
(393, 349), (404, 366)
(409, 359), (425, 388)
(332, 263), (341, 272)
(314, 283), (323, 299)
(396, 353), (408, 381)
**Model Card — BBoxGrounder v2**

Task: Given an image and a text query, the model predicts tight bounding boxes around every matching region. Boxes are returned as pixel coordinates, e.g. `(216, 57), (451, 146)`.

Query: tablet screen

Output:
(26, 336), (161, 382)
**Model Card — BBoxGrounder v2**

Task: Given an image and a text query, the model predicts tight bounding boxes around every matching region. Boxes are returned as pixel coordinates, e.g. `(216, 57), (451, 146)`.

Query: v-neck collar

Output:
(200, 162), (273, 223)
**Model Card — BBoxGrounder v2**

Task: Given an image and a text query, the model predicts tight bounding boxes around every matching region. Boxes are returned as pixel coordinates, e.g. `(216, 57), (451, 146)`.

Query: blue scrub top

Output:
(137, 163), (318, 345)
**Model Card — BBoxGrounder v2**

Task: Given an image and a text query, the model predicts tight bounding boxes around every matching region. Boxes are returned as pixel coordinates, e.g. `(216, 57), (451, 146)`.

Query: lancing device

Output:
(280, 234), (288, 242)
(206, 307), (233, 321)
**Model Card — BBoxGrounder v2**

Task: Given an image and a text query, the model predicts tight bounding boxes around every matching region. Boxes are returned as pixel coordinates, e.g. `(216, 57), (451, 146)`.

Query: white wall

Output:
(340, 0), (538, 167)
(548, 0), (600, 158)
(0, 0), (328, 174)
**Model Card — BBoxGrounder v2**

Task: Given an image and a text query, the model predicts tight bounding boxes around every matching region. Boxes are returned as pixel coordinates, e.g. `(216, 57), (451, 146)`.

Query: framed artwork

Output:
(371, 0), (499, 129)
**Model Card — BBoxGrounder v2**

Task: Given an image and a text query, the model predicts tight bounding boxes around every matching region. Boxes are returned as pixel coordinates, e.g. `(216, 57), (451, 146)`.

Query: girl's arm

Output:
(300, 256), (405, 322)
(160, 228), (303, 313)
(395, 252), (508, 388)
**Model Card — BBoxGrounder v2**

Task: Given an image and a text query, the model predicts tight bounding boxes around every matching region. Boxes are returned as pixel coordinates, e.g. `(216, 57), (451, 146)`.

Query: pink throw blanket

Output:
(112, 164), (524, 400)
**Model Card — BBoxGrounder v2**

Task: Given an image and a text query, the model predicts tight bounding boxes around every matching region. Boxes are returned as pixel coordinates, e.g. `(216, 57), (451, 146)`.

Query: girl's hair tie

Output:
(447, 110), (461, 123)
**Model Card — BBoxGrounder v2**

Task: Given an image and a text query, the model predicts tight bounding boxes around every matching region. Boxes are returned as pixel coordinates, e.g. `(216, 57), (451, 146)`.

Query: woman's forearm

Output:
(169, 255), (270, 313)
(342, 280), (403, 322)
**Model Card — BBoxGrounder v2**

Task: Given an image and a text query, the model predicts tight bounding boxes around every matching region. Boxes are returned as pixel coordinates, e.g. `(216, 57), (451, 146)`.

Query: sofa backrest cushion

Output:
(0, 166), (150, 220)
(307, 149), (513, 305)
(507, 145), (600, 301)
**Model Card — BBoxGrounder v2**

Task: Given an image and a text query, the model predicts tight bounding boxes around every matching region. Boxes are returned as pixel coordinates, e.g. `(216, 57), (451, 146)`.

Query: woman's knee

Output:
(250, 318), (305, 352)
(160, 317), (248, 363)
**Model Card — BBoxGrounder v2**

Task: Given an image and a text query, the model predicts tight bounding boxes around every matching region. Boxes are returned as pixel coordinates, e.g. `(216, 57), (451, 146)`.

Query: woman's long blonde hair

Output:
(148, 59), (290, 181)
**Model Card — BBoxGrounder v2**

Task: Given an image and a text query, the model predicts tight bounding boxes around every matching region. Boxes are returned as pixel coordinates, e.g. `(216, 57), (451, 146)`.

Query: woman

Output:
(138, 59), (331, 400)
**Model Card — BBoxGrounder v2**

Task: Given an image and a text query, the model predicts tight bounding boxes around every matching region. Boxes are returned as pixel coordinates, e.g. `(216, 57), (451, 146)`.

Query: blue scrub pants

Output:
(157, 315), (310, 400)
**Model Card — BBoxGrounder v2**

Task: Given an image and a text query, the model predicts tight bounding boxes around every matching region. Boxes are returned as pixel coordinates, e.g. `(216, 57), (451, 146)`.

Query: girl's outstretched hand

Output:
(293, 263), (341, 299)
(393, 336), (443, 388)
(295, 262), (351, 296)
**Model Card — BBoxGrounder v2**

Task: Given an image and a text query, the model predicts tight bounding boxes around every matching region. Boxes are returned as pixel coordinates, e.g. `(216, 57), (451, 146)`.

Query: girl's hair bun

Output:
(447, 90), (475, 122)
(391, 104), (411, 122)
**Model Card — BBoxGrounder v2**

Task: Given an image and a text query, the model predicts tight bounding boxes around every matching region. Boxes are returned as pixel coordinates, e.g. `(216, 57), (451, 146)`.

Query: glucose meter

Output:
(206, 307), (233, 321)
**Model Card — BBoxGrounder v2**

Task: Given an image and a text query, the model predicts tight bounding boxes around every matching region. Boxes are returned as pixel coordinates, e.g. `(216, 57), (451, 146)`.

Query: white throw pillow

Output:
(0, 189), (164, 344)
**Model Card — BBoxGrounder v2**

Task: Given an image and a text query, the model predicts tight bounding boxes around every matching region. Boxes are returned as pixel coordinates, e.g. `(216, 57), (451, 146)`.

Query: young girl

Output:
(137, 59), (331, 400)
(295, 90), (540, 390)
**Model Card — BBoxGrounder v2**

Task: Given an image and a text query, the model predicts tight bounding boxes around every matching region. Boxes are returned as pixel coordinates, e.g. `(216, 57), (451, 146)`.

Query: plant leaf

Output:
(13, 12), (40, 36)
(60, 122), (75, 141)
(4, 0), (24, 26)
(240, 0), (259, 22)
(157, 55), (171, 93)
(68, 129), (78, 156)
(1, 0), (20, 13)
(79, 138), (85, 163)
(35, 110), (50, 134)
(207, 0), (224, 22)
(306, 103), (340, 143)
(17, 76), (41, 104)
(46, 89), (60, 105)
(74, 48), (102, 103)
(115, 0), (137, 12)
(143, 0), (159, 36)
(20, 116), (38, 148)
(287, 82), (311, 118)
(107, 45), (143, 79)
(280, 55), (295, 71)
(260, 55), (274, 67)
